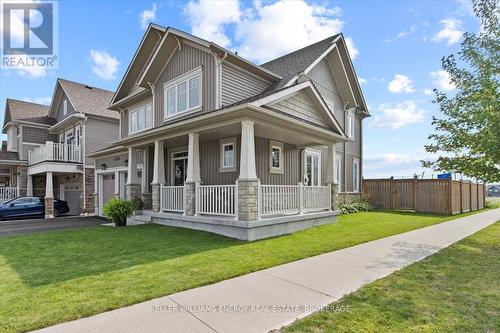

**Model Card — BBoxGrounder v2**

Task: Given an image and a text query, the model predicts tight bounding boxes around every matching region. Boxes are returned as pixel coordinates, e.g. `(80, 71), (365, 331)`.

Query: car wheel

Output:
(54, 209), (59, 218)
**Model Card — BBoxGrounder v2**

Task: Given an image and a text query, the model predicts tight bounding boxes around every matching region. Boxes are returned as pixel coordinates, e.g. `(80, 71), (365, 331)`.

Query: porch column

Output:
(237, 121), (259, 221)
(326, 143), (338, 211)
(27, 175), (33, 196)
(151, 140), (165, 212)
(126, 147), (141, 201)
(141, 148), (152, 209)
(45, 172), (54, 219)
(185, 133), (200, 216)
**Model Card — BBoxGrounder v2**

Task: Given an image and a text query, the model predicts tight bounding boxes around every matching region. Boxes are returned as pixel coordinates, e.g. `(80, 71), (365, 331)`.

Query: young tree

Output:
(422, 0), (500, 182)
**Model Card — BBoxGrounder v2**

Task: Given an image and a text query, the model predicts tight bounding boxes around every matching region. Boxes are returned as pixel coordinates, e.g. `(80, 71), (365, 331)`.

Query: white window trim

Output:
(163, 66), (203, 121)
(335, 155), (342, 191)
(302, 148), (322, 186)
(128, 103), (153, 135)
(269, 140), (284, 174)
(353, 158), (360, 193)
(347, 111), (355, 140)
(219, 137), (237, 173)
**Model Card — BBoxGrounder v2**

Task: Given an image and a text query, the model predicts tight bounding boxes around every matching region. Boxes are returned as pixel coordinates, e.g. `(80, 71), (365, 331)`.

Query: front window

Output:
(220, 137), (236, 172)
(335, 156), (342, 191)
(269, 140), (284, 174)
(164, 68), (202, 119)
(129, 103), (153, 134)
(353, 159), (360, 192)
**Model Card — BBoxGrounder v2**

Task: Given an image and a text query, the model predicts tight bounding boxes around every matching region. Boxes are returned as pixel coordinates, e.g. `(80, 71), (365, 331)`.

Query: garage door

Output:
(102, 174), (115, 207)
(64, 184), (81, 216)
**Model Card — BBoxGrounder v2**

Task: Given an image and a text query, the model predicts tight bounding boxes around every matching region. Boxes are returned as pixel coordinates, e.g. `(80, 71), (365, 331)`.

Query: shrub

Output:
(338, 200), (374, 215)
(103, 198), (135, 227)
(131, 197), (144, 210)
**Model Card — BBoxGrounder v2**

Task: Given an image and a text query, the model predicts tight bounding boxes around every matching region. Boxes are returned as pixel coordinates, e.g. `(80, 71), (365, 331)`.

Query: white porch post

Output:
(239, 120), (257, 180)
(44, 172), (54, 219)
(126, 147), (140, 200)
(27, 175), (33, 196)
(326, 143), (338, 211)
(151, 140), (165, 212)
(186, 133), (201, 182)
(237, 120), (259, 221)
(114, 170), (120, 197)
(185, 133), (200, 216)
(142, 148), (149, 194)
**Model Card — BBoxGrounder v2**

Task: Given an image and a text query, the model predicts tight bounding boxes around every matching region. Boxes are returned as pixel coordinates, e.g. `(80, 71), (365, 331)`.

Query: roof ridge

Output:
(58, 77), (115, 94)
(7, 98), (49, 108)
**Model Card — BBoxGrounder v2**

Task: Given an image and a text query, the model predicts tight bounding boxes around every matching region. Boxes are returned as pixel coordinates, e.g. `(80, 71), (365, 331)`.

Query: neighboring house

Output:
(487, 185), (500, 197)
(0, 79), (119, 215)
(0, 99), (55, 201)
(89, 25), (369, 240)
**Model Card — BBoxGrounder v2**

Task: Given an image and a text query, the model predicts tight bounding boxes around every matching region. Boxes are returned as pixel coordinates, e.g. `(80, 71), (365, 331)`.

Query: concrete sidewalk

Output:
(34, 209), (500, 333)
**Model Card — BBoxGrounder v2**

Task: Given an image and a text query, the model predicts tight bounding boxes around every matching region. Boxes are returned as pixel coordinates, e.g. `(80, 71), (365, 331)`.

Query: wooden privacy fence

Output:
(362, 178), (485, 215)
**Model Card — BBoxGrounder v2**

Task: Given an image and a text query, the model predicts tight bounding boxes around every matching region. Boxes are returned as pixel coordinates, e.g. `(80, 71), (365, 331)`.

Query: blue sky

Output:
(0, 0), (479, 178)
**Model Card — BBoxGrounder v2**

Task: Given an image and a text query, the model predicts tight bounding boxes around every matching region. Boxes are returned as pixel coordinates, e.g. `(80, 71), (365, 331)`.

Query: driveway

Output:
(0, 216), (106, 237)
(33, 208), (500, 333)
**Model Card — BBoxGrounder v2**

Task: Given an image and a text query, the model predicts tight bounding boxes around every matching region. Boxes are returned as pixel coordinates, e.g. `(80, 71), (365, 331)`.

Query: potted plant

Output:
(131, 197), (144, 215)
(103, 198), (135, 227)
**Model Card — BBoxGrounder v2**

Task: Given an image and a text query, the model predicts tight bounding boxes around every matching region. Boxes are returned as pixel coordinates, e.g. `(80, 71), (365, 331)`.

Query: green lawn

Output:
(0, 210), (486, 332)
(281, 221), (500, 333)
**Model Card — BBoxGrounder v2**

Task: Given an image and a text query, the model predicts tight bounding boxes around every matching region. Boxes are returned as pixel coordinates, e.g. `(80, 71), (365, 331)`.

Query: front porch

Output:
(110, 114), (342, 239)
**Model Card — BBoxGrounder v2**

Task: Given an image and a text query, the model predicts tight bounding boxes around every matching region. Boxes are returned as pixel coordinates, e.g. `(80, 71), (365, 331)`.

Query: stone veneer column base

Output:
(45, 197), (54, 219)
(126, 184), (141, 201)
(184, 182), (197, 216)
(152, 184), (161, 213)
(237, 179), (259, 222)
(329, 182), (339, 211)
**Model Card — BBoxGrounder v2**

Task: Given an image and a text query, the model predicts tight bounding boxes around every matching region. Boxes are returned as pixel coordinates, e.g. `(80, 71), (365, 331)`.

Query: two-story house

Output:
(0, 78), (119, 217)
(90, 25), (369, 240)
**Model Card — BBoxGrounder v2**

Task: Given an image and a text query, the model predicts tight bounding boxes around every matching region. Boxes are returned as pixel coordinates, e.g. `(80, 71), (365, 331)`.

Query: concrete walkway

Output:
(34, 209), (500, 333)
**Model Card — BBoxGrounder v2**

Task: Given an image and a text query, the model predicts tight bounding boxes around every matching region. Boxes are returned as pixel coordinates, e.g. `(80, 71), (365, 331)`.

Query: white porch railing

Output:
(260, 185), (300, 215)
(197, 184), (236, 216)
(259, 183), (331, 216)
(161, 185), (184, 212)
(0, 187), (18, 200)
(28, 143), (81, 165)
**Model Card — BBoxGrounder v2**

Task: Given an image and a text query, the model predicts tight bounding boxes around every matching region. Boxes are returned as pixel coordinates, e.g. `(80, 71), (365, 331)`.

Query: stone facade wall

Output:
(329, 183), (339, 211)
(338, 192), (362, 205)
(185, 182), (196, 216)
(142, 192), (152, 210)
(44, 197), (54, 218)
(152, 184), (161, 212)
(237, 179), (259, 221)
(126, 184), (141, 201)
(83, 168), (95, 214)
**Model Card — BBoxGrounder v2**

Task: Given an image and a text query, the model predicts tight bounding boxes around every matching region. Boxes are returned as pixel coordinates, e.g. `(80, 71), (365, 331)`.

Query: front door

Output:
(171, 151), (188, 186)
(303, 150), (321, 186)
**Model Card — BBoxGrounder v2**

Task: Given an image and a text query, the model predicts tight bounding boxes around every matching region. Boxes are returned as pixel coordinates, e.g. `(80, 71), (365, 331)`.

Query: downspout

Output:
(81, 116), (87, 214)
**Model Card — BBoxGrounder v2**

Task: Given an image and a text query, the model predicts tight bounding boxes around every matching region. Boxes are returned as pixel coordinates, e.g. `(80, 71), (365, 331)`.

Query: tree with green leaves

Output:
(422, 0), (499, 182)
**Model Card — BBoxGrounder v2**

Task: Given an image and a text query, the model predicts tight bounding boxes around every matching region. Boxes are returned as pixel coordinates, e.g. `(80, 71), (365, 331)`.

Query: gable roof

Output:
(48, 78), (118, 119)
(261, 34), (341, 90)
(2, 99), (52, 131)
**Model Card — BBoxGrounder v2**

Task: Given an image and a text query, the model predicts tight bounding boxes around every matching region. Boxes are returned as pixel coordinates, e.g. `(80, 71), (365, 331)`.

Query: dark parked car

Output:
(0, 197), (69, 220)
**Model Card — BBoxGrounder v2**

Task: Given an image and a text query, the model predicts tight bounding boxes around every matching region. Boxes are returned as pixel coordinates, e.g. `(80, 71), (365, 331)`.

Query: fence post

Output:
(412, 176), (418, 212)
(448, 178), (453, 215)
(389, 176), (394, 211)
(194, 182), (200, 216)
(459, 180), (463, 213)
(469, 181), (473, 212)
(298, 182), (304, 214)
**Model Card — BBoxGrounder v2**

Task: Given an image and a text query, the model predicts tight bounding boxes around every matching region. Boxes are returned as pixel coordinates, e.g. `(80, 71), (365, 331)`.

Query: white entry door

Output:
(303, 149), (321, 186)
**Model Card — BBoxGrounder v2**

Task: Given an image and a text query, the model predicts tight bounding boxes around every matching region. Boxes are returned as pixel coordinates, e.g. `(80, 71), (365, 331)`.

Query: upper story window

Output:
(219, 137), (236, 172)
(129, 103), (153, 134)
(63, 99), (68, 115)
(353, 158), (360, 192)
(164, 67), (202, 119)
(269, 140), (284, 174)
(347, 111), (355, 140)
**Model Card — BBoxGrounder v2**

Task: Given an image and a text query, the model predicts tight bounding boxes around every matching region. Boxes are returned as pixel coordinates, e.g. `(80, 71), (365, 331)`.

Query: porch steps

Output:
(131, 214), (151, 223)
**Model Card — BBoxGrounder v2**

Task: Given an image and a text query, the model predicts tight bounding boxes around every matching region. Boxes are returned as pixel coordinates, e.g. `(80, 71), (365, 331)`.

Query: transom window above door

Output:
(164, 67), (202, 119)
(129, 103), (153, 134)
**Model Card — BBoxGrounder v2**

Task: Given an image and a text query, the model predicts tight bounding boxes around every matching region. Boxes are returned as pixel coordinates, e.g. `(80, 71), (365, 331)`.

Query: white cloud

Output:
(430, 70), (456, 91)
(15, 58), (48, 79)
(140, 3), (157, 30)
(23, 97), (52, 105)
(369, 100), (426, 129)
(90, 49), (120, 80)
(344, 37), (359, 60)
(431, 18), (463, 45)
(384, 25), (417, 42)
(423, 88), (433, 95)
(184, 0), (345, 63)
(184, 0), (240, 47)
(364, 151), (436, 178)
(358, 77), (367, 85)
(388, 74), (415, 93)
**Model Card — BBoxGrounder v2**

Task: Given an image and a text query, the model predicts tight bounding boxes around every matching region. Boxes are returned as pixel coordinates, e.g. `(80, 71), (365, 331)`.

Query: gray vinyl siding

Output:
(55, 92), (76, 122)
(95, 152), (128, 170)
(270, 91), (328, 127)
(154, 44), (216, 127)
(255, 137), (300, 185)
(221, 62), (271, 106)
(22, 126), (55, 144)
(120, 111), (128, 139)
(85, 118), (120, 165)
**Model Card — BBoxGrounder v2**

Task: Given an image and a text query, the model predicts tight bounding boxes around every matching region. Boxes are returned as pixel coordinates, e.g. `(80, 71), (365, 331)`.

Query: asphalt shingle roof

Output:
(58, 79), (118, 119)
(260, 34), (340, 90)
(5, 99), (49, 122)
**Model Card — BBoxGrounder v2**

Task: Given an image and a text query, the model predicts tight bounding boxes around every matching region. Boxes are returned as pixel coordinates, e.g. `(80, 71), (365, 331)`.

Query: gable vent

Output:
(85, 85), (93, 90)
